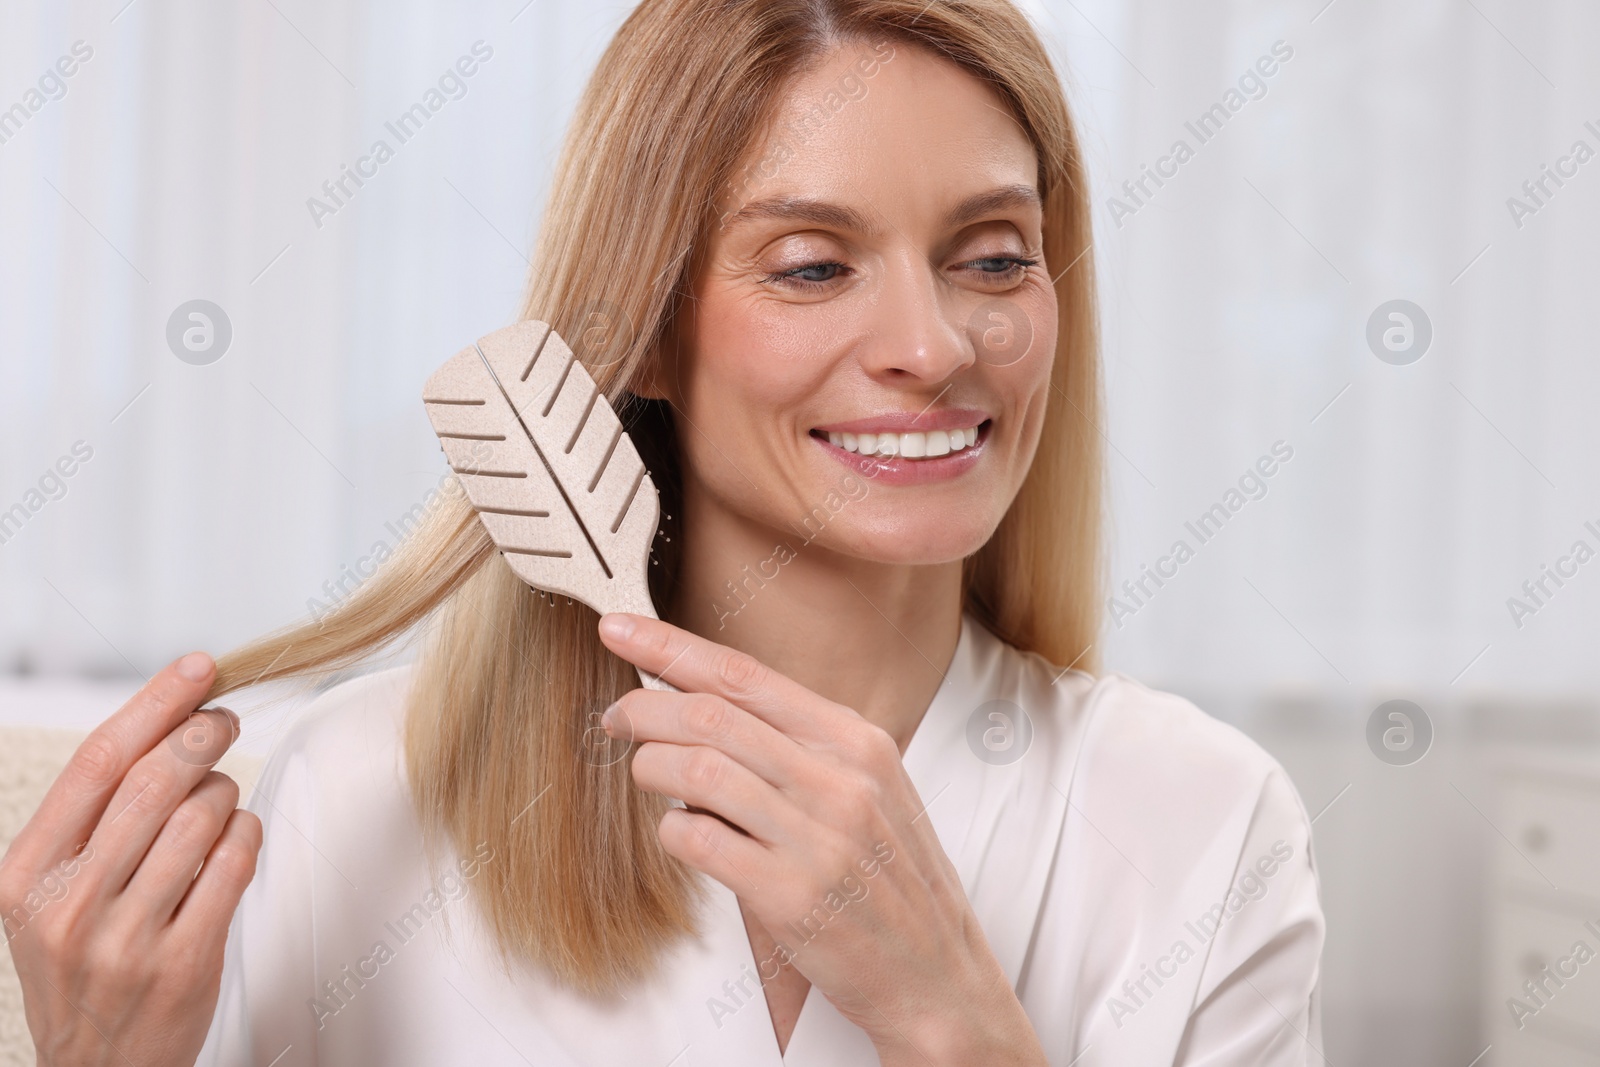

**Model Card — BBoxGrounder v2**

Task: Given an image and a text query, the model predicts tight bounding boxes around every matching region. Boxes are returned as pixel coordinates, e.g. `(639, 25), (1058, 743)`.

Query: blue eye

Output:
(969, 256), (1038, 275)
(767, 261), (848, 287)
(793, 262), (843, 282)
(764, 254), (1039, 290)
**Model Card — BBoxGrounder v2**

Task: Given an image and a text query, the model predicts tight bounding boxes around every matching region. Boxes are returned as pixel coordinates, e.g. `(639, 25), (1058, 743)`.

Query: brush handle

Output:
(638, 667), (678, 692)
(635, 665), (746, 830)
(634, 666), (681, 808)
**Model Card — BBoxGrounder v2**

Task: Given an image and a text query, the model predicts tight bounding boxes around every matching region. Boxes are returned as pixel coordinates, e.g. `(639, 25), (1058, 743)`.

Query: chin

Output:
(815, 510), (999, 567)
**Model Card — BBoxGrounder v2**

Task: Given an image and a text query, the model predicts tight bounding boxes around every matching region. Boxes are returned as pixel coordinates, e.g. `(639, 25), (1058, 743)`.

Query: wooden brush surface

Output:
(423, 320), (674, 692)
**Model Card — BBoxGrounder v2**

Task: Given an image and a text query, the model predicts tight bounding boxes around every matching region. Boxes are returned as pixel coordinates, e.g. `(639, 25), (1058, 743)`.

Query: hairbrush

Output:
(422, 320), (675, 693)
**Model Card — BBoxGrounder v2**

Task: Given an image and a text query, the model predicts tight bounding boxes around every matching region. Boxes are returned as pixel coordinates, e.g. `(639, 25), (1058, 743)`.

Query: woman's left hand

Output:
(597, 612), (1047, 1067)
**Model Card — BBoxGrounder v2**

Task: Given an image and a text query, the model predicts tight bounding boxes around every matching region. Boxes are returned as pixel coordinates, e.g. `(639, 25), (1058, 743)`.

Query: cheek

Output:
(682, 291), (833, 409)
(673, 299), (834, 513)
(994, 321), (1057, 466)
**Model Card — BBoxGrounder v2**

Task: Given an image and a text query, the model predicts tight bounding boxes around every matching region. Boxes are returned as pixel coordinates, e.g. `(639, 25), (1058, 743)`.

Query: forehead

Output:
(717, 41), (1040, 230)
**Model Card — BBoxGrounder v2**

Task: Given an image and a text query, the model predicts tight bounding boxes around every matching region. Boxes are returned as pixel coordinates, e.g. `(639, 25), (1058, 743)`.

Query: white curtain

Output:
(1052, 3), (1600, 1062)
(3, 1), (1597, 1063)
(0, 0), (618, 673)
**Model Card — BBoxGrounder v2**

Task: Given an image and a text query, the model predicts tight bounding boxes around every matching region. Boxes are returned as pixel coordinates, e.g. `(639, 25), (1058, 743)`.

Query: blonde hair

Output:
(208, 0), (1101, 995)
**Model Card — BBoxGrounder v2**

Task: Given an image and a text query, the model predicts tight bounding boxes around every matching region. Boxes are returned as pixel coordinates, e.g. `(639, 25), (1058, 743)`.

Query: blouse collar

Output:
(900, 611), (1078, 988)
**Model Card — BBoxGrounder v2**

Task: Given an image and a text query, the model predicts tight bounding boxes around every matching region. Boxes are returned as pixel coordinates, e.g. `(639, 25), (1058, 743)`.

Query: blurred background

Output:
(2, 0), (1598, 1063)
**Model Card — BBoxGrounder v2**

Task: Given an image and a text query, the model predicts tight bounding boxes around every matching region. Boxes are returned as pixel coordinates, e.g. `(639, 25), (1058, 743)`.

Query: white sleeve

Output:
(197, 715), (325, 1067)
(1172, 767), (1327, 1066)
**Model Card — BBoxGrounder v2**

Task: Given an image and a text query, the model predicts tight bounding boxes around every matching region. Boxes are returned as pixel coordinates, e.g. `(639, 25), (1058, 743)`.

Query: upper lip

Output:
(812, 407), (991, 435)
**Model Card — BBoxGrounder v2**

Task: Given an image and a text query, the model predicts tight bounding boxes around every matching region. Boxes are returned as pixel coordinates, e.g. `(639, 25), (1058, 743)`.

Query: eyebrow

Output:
(722, 183), (1042, 237)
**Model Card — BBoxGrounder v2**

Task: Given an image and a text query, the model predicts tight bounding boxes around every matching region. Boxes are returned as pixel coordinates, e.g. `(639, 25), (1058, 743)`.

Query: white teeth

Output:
(821, 424), (984, 459)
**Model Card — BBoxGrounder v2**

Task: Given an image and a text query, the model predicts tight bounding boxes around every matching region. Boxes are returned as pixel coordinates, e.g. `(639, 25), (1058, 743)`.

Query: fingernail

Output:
(599, 614), (635, 641)
(216, 706), (241, 735)
(177, 651), (213, 682)
(600, 703), (619, 732)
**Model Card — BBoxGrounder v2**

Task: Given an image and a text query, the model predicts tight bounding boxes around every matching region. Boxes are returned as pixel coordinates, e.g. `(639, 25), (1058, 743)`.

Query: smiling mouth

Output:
(809, 419), (991, 459)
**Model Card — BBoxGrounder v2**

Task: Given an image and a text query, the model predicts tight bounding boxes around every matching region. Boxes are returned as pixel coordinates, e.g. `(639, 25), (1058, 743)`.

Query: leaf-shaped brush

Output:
(422, 319), (676, 693)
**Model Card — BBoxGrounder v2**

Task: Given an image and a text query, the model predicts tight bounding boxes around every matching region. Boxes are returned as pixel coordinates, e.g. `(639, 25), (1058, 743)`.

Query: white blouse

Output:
(199, 612), (1325, 1066)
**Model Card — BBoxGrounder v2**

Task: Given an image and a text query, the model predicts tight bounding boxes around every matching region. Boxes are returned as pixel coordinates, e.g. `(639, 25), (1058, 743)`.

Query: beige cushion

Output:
(0, 726), (262, 1064)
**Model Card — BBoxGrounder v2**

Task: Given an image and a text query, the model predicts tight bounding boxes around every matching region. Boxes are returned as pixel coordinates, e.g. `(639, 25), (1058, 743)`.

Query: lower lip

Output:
(809, 422), (990, 486)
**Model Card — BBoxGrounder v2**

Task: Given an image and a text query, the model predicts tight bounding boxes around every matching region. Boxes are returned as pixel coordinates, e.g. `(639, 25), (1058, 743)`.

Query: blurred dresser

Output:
(1486, 756), (1600, 1065)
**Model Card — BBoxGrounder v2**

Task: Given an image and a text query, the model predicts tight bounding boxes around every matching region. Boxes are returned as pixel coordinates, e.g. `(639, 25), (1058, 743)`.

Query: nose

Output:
(855, 253), (975, 384)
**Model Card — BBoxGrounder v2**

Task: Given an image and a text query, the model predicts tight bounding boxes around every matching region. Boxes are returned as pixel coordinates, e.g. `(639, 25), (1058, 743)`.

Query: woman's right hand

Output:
(0, 651), (263, 1067)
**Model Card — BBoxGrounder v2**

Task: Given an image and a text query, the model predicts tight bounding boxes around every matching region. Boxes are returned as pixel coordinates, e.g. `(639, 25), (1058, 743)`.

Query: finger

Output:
(166, 705), (241, 769)
(608, 689), (802, 788)
(118, 771), (241, 924)
(631, 741), (793, 844)
(657, 806), (771, 897)
(171, 807), (261, 946)
(598, 614), (849, 743)
(83, 706), (240, 898)
(4, 653), (218, 876)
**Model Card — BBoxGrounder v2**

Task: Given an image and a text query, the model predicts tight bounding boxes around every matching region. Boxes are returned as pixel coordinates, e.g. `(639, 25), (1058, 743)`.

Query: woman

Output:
(0, 0), (1325, 1063)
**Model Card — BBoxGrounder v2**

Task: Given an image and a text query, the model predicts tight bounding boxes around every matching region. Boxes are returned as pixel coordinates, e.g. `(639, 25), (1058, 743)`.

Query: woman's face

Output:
(655, 40), (1057, 566)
